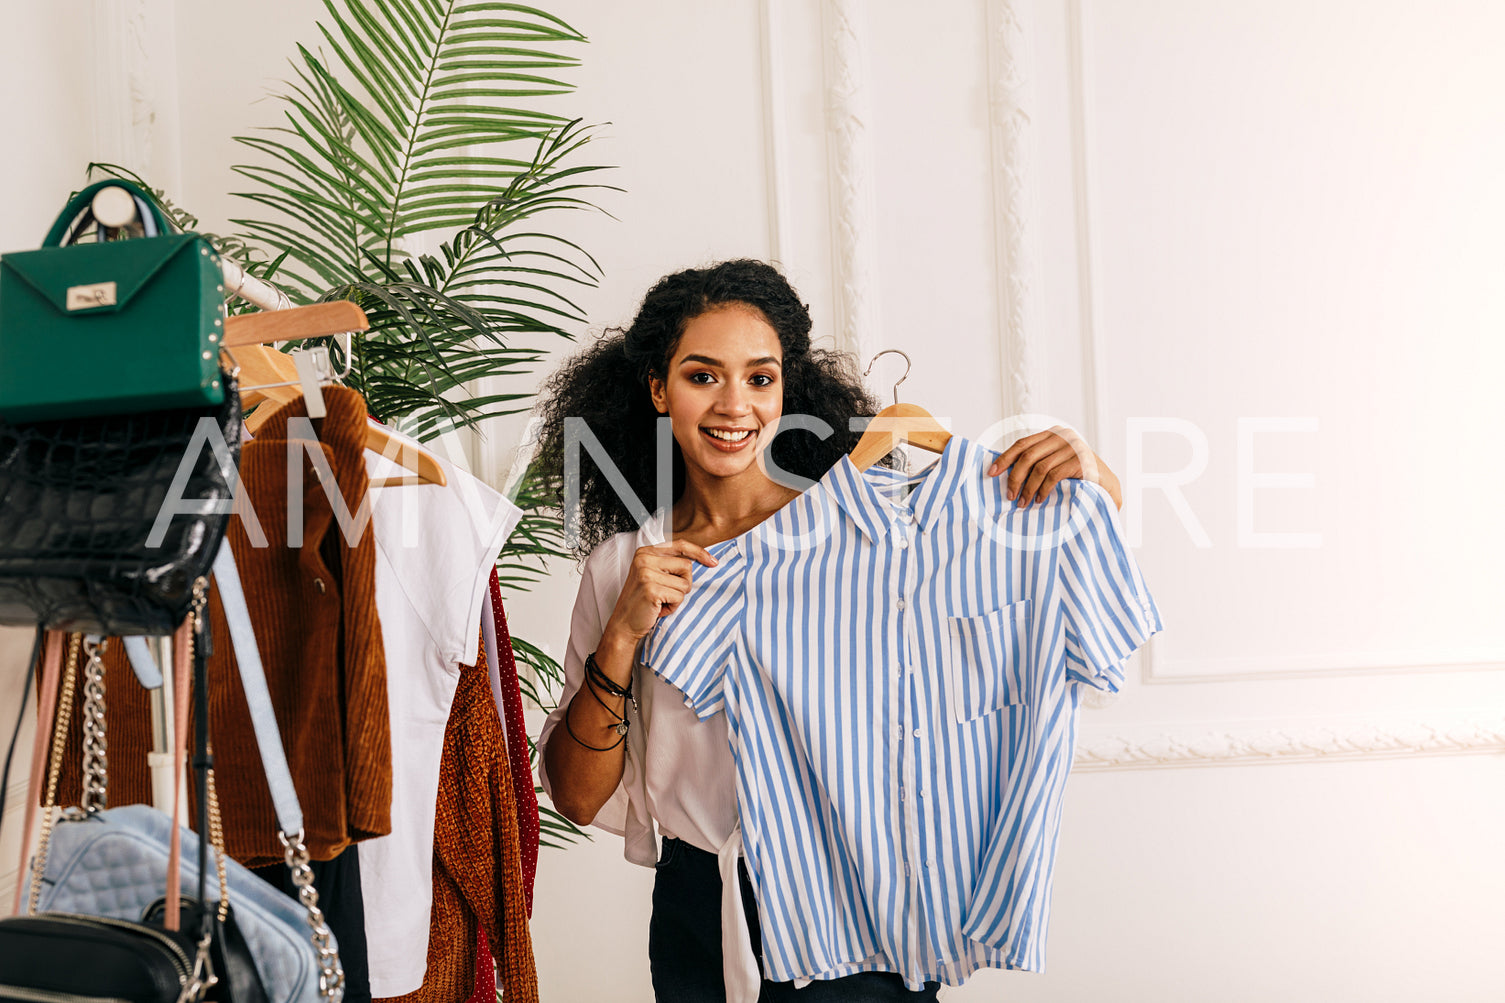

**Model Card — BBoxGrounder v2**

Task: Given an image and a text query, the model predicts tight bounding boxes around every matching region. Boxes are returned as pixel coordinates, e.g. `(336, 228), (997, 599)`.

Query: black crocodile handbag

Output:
(0, 371), (241, 634)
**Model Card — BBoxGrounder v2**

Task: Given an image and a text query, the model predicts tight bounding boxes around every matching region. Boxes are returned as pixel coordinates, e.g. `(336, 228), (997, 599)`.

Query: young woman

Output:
(533, 259), (1121, 1002)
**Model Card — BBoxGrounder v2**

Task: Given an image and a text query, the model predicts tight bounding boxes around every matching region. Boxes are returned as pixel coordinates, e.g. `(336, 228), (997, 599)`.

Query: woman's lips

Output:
(701, 427), (755, 452)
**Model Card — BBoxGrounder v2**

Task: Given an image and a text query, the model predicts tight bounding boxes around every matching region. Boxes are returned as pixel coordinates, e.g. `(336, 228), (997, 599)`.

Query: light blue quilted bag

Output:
(22, 544), (343, 1003)
(30, 806), (325, 1003)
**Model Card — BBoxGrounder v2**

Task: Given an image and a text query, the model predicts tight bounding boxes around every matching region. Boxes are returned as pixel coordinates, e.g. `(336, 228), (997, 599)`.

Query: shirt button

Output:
(912, 728), (922, 738)
(896, 599), (907, 611)
(896, 537), (909, 549)
(918, 789), (926, 798)
(895, 726), (904, 740)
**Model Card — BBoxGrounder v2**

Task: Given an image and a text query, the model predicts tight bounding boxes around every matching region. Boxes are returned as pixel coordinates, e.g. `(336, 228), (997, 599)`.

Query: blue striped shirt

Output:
(642, 435), (1162, 988)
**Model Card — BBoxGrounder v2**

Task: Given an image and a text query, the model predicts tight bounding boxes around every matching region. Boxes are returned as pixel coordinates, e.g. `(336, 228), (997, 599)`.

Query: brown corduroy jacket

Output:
(209, 387), (391, 864)
(46, 388), (392, 867)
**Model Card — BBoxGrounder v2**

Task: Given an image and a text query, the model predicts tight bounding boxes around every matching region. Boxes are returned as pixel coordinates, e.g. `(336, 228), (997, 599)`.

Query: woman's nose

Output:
(714, 384), (752, 416)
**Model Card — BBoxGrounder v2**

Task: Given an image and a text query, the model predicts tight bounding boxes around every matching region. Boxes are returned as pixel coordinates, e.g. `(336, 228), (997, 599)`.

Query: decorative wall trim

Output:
(1144, 644), (1505, 685)
(984, 0), (1035, 420)
(0, 776), (30, 915)
(820, 0), (880, 361)
(1067, 0), (1504, 688)
(86, 0), (184, 200)
(1066, 0), (1104, 448)
(759, 0), (792, 267)
(90, 0), (153, 177)
(1074, 717), (1505, 772)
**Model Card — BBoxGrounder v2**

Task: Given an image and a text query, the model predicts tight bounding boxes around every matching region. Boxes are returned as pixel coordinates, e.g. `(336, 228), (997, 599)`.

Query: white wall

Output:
(3, 2), (1503, 1000)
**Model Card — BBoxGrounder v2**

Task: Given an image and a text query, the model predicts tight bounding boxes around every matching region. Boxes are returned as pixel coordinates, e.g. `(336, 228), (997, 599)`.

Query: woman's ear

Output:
(648, 373), (669, 414)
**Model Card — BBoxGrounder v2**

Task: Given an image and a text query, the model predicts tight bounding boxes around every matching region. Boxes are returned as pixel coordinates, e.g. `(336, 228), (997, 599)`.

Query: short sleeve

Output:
(1058, 481), (1163, 691)
(640, 540), (747, 719)
(368, 436), (522, 667)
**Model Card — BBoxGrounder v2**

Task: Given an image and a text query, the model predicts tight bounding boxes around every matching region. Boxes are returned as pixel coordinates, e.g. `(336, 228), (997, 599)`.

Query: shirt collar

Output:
(823, 434), (986, 539)
(638, 506), (750, 565)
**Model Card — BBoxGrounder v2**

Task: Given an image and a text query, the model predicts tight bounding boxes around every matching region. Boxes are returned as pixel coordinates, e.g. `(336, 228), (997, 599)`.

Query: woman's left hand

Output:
(985, 426), (1123, 510)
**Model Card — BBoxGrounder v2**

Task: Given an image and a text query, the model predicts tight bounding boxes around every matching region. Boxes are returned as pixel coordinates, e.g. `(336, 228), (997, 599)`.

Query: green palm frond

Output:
(541, 803), (590, 849)
(497, 459), (570, 594)
(234, 1), (594, 280)
(228, 1), (615, 434)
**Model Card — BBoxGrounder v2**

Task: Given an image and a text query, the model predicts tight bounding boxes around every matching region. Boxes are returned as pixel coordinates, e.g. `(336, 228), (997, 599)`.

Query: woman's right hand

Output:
(601, 539), (720, 647)
(548, 540), (719, 824)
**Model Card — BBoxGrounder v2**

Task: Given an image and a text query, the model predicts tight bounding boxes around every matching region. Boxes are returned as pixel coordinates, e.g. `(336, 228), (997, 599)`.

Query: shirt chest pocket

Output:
(943, 600), (1031, 723)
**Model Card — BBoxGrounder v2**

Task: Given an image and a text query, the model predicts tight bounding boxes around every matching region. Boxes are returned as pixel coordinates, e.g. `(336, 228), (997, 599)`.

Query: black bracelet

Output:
(585, 651), (633, 699)
(584, 670), (631, 726)
(562, 691), (627, 753)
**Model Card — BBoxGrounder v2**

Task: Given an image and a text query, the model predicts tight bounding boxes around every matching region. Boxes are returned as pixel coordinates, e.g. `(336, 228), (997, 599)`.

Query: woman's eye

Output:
(689, 372), (716, 385)
(749, 374), (775, 388)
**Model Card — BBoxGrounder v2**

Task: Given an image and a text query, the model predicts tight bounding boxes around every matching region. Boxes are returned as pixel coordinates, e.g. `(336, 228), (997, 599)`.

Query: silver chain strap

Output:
(279, 829), (345, 1002)
(79, 637), (109, 813)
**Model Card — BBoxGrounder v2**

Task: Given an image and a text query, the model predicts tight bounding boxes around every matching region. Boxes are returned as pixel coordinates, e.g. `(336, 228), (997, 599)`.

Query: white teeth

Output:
(705, 428), (753, 442)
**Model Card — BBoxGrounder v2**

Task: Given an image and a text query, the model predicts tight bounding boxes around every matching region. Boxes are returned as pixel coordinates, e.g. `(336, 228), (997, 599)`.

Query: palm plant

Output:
(234, 1), (611, 437)
(100, 0), (612, 849)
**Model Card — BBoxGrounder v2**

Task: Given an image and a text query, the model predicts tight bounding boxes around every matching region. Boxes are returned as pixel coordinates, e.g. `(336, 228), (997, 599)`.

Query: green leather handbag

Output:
(0, 179), (227, 422)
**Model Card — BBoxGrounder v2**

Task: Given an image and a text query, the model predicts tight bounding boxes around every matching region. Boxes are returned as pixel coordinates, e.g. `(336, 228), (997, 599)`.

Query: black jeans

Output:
(648, 836), (941, 1003)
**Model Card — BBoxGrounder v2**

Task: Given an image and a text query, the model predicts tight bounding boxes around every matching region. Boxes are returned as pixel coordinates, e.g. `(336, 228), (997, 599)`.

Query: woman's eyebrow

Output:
(679, 354), (783, 368)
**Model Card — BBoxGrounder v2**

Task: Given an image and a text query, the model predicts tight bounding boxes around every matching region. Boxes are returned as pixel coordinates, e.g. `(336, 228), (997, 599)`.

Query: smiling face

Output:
(649, 303), (786, 483)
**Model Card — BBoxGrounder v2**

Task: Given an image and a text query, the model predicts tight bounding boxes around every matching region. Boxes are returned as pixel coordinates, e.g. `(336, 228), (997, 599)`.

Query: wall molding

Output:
(90, 0), (152, 178)
(820, 0), (880, 362)
(985, 0), (1036, 420)
(758, 0), (792, 267)
(0, 774), (30, 916)
(1143, 639), (1505, 685)
(1074, 717), (1505, 772)
(1066, 0), (1104, 448)
(1067, 0), (1503, 688)
(86, 0), (184, 201)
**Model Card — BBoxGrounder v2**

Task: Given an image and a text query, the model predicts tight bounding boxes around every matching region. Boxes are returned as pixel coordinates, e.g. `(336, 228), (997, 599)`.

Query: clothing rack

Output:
(219, 255), (293, 313)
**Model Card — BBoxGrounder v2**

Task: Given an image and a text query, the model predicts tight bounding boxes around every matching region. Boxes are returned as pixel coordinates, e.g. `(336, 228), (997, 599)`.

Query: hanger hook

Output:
(863, 349), (912, 408)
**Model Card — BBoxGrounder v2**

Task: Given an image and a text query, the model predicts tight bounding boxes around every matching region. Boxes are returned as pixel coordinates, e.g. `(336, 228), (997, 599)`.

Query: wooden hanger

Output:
(362, 425), (448, 489)
(223, 300), (369, 348)
(236, 344), (303, 413)
(230, 302), (447, 488)
(849, 350), (951, 472)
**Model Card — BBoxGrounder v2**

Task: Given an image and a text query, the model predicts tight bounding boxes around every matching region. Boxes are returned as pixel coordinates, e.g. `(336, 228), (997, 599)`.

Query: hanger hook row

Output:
(863, 349), (912, 408)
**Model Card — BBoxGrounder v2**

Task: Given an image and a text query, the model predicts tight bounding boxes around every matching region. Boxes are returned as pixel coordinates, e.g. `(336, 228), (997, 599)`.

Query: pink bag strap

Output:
(11, 631), (64, 916)
(10, 625), (195, 927)
(163, 616), (194, 931)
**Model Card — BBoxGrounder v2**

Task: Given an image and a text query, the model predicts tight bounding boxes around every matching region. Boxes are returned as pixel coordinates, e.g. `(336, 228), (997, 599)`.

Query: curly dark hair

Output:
(533, 259), (882, 557)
